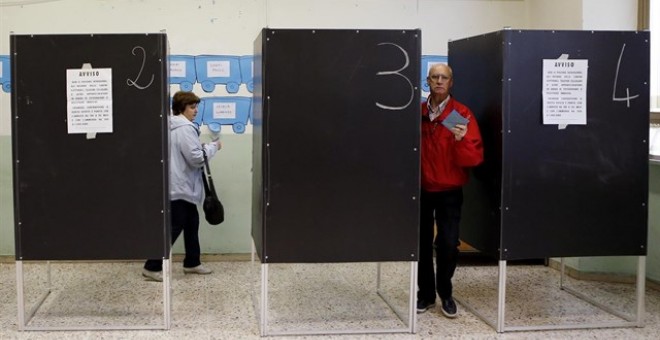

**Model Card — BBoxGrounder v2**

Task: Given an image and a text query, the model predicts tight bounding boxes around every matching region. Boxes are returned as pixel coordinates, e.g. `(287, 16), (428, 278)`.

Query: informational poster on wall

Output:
(542, 59), (588, 126)
(207, 60), (230, 77)
(213, 102), (236, 119)
(169, 60), (187, 78)
(66, 68), (113, 134)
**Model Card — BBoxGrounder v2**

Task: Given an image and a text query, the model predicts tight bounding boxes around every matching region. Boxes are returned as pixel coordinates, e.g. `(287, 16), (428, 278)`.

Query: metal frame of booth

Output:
(251, 28), (421, 337)
(11, 32), (171, 332)
(16, 259), (172, 331)
(251, 245), (417, 336)
(447, 29), (649, 334)
(455, 257), (645, 333)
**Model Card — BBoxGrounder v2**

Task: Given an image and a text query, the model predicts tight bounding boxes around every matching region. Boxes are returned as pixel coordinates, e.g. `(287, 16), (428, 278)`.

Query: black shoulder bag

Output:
(201, 149), (224, 225)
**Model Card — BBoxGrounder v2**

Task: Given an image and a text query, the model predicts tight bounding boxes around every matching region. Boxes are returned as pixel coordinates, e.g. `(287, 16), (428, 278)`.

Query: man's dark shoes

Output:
(416, 300), (436, 314)
(441, 297), (457, 318)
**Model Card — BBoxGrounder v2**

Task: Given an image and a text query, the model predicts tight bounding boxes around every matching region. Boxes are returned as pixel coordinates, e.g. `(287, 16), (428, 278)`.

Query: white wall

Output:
(0, 0), (529, 255)
(651, 0), (660, 111)
(526, 0), (583, 29)
(0, 0), (530, 137)
(525, 0), (637, 31)
(266, 0), (418, 29)
(0, 0), (267, 135)
(582, 0), (638, 30)
(265, 0), (528, 55)
(418, 0), (528, 54)
(0, 0), (652, 263)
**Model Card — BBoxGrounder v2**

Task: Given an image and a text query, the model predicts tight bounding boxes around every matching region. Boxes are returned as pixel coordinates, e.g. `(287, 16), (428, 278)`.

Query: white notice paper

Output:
(170, 61), (186, 78)
(207, 60), (230, 78)
(542, 59), (588, 125)
(66, 68), (113, 134)
(213, 102), (236, 119)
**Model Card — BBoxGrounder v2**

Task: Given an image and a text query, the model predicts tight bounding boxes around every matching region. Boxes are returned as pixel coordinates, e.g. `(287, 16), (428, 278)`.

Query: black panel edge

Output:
(10, 34), (21, 260)
(159, 33), (172, 259)
(252, 28), (265, 262)
(449, 30), (505, 260)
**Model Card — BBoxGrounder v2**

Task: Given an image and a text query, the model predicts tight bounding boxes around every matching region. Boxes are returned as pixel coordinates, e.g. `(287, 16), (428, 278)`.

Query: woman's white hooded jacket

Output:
(169, 114), (218, 205)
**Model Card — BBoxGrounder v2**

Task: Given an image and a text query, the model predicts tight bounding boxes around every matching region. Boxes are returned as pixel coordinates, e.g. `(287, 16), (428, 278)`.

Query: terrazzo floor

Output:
(0, 259), (659, 339)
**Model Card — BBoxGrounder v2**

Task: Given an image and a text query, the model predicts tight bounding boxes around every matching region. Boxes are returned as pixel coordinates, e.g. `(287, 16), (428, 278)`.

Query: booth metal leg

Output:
(259, 262), (417, 336)
(163, 258), (171, 330)
(16, 261), (23, 330)
(409, 261), (417, 332)
(559, 256), (646, 327)
(251, 241), (256, 264)
(260, 263), (269, 336)
(560, 257), (566, 289)
(376, 262), (382, 292)
(457, 256), (645, 333)
(16, 259), (172, 330)
(375, 262), (417, 333)
(16, 261), (53, 330)
(636, 256), (645, 327)
(497, 260), (507, 333)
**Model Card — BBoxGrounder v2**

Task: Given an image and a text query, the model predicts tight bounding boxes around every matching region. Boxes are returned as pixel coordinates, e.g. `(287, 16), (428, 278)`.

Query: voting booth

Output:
(449, 29), (649, 332)
(252, 28), (421, 335)
(11, 33), (171, 330)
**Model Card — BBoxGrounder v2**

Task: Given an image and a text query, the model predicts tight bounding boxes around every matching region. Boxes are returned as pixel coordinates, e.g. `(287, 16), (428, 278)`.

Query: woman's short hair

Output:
(171, 91), (201, 115)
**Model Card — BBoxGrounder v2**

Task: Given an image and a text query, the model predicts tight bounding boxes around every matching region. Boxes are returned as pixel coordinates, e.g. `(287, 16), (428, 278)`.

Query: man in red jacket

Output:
(417, 63), (483, 318)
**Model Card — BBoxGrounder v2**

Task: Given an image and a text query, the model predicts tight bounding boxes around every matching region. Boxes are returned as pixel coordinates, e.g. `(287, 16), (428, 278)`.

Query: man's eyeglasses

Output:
(428, 74), (451, 81)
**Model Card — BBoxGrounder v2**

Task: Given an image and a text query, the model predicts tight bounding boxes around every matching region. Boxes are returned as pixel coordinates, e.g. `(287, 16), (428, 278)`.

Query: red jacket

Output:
(421, 97), (484, 192)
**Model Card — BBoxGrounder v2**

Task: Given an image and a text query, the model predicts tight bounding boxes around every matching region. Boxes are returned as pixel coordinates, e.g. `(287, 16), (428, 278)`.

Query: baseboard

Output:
(548, 258), (660, 291)
(0, 253), (252, 263)
(2, 254), (659, 291)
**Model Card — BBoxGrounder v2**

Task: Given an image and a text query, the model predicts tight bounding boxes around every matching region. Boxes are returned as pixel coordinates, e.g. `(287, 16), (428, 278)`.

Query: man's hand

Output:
(451, 124), (467, 141)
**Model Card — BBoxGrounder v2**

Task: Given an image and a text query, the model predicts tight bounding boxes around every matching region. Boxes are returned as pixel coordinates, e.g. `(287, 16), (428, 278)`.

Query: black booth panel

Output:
(256, 29), (421, 263)
(499, 30), (649, 260)
(251, 33), (265, 260)
(448, 32), (504, 258)
(450, 30), (649, 261)
(12, 34), (169, 260)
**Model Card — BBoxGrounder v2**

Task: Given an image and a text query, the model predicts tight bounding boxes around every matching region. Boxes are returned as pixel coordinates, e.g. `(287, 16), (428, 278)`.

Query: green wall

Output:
(0, 136), (13, 255)
(0, 133), (255, 257)
(187, 133), (254, 254)
(2, 133), (660, 283)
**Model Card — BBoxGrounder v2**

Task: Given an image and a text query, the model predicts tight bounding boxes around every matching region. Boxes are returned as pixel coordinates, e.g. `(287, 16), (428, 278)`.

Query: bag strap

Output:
(201, 148), (216, 196)
(202, 147), (212, 176)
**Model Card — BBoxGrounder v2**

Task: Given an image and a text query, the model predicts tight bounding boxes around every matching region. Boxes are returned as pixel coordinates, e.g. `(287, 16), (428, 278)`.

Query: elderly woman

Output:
(143, 91), (221, 281)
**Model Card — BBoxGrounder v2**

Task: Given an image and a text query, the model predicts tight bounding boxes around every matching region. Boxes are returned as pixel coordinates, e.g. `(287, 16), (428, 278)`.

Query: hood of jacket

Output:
(170, 114), (198, 133)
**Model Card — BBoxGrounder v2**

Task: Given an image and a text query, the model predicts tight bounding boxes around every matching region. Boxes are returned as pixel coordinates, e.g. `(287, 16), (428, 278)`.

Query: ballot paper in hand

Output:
(441, 109), (469, 130)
